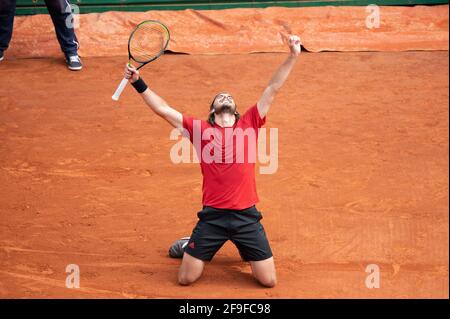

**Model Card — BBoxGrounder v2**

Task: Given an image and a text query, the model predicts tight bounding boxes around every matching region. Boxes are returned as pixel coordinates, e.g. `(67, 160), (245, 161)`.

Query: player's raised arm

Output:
(125, 65), (183, 129)
(257, 35), (301, 118)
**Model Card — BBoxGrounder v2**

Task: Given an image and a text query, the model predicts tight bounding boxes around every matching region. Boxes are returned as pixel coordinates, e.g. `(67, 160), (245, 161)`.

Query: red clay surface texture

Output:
(7, 5), (449, 59)
(0, 51), (448, 298)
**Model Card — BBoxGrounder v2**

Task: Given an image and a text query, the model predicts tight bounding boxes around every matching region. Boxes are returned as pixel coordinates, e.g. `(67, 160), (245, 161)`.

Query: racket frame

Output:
(112, 20), (170, 101)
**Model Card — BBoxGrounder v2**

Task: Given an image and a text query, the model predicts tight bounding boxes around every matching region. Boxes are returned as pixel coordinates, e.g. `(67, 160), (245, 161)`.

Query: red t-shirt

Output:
(182, 104), (266, 210)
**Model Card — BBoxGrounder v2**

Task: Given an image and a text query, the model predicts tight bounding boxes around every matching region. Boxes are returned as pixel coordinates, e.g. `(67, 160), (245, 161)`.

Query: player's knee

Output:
(178, 272), (198, 286)
(257, 275), (277, 288)
(177, 276), (191, 286)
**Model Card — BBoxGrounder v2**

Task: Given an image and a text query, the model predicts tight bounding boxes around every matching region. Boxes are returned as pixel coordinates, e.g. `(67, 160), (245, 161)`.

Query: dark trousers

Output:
(0, 0), (79, 57)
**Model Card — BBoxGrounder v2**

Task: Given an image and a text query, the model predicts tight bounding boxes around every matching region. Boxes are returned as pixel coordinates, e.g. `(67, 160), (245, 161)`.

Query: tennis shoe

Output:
(168, 237), (190, 258)
(66, 55), (82, 71)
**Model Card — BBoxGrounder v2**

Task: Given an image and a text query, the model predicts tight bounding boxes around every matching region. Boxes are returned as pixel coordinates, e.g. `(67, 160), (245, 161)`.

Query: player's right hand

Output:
(124, 64), (140, 83)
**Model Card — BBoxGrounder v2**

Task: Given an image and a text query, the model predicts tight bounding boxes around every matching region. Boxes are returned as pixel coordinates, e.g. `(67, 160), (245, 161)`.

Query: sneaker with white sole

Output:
(168, 236), (190, 258)
(66, 55), (82, 71)
(0, 51), (4, 62)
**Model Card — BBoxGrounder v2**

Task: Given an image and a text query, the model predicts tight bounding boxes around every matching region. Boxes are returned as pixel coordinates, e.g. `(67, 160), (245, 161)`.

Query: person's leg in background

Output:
(0, 0), (16, 61)
(44, 0), (82, 70)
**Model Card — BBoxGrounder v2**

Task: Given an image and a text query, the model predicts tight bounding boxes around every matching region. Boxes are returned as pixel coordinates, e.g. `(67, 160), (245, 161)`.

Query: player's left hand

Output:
(288, 35), (302, 57)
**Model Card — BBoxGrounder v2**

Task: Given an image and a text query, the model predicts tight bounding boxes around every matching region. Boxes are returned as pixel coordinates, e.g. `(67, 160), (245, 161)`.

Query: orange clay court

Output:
(0, 5), (448, 298)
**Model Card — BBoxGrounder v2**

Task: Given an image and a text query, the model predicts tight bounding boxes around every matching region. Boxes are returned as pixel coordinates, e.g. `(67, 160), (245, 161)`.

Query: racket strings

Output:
(130, 23), (169, 63)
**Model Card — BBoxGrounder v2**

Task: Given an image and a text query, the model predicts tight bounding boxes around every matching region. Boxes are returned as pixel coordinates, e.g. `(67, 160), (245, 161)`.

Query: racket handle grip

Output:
(112, 77), (129, 101)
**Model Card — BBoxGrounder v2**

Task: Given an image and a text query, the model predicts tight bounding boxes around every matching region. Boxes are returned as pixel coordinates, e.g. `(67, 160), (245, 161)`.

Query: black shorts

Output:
(184, 205), (273, 262)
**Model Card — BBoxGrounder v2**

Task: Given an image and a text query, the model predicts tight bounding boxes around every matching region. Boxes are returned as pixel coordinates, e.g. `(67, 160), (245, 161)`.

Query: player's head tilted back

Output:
(123, 32), (302, 288)
(208, 92), (240, 125)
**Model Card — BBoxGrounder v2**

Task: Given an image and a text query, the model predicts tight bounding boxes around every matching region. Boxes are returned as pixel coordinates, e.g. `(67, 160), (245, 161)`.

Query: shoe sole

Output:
(68, 65), (82, 71)
(0, 56), (4, 62)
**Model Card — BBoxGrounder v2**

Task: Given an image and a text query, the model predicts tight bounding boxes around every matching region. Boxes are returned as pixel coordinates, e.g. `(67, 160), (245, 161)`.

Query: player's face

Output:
(212, 93), (236, 114)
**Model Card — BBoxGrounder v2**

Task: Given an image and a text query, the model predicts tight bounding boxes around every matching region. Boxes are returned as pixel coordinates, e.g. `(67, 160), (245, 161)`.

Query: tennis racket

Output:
(112, 20), (170, 101)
